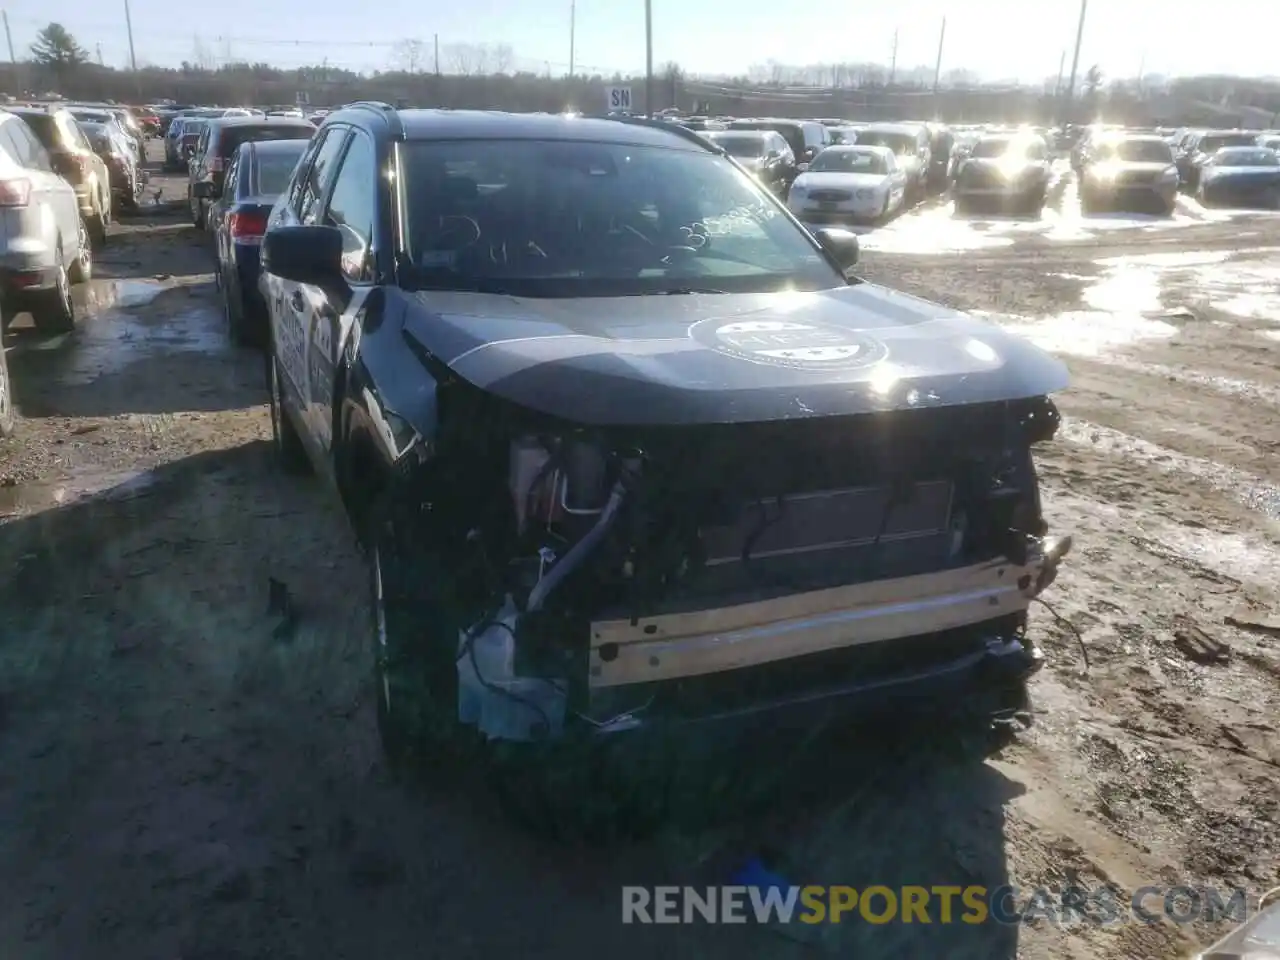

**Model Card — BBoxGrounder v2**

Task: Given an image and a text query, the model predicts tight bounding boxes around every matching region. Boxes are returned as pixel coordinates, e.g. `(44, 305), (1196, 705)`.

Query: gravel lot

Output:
(2, 141), (1278, 960)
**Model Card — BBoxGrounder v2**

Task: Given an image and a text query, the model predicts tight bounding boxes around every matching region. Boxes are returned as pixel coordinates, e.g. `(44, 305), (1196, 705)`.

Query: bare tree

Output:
(393, 38), (425, 74)
(491, 43), (514, 75)
(472, 43), (492, 75)
(191, 34), (215, 72)
(446, 43), (474, 76)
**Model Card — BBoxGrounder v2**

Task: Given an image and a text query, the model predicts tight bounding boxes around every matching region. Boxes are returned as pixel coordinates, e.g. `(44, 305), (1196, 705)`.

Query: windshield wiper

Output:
(659, 285), (727, 295)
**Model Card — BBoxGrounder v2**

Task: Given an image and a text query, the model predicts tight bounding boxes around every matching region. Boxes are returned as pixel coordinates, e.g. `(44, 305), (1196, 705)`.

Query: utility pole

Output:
(644, 0), (653, 117)
(2, 11), (15, 63)
(433, 33), (440, 75)
(931, 16), (946, 95)
(1064, 0), (1088, 124)
(568, 0), (576, 79)
(1054, 48), (1065, 98)
(96, 42), (104, 66)
(123, 0), (138, 72)
(1136, 50), (1146, 93)
(888, 28), (898, 86)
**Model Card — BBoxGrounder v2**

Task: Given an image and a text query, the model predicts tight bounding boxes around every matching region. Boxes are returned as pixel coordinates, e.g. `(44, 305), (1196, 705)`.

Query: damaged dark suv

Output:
(259, 104), (1072, 774)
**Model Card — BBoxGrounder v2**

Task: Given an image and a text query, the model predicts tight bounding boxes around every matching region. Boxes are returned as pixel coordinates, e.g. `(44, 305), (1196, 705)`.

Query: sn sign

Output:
(607, 86), (632, 111)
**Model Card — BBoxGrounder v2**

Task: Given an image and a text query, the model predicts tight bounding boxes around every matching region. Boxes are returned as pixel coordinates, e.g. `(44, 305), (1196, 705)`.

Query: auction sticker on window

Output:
(689, 317), (889, 370)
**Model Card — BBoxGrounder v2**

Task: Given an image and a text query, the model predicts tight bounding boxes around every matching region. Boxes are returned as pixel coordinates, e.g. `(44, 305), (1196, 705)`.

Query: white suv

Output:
(0, 110), (92, 334)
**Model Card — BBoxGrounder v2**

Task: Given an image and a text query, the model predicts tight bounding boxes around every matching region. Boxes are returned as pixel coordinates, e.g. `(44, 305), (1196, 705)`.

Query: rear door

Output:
(264, 126), (350, 447)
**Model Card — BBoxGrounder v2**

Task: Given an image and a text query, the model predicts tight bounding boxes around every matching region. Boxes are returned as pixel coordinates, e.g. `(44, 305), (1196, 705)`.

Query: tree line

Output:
(9, 21), (1280, 126)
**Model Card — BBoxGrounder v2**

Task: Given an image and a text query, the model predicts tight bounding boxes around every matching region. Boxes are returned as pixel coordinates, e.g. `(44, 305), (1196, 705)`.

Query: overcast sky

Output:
(7, 0), (1272, 83)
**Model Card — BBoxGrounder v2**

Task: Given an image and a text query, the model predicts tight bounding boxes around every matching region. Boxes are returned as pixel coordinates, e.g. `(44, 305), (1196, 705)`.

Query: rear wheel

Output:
(267, 355), (310, 474)
(0, 337), (15, 439)
(68, 216), (92, 283)
(30, 242), (75, 334)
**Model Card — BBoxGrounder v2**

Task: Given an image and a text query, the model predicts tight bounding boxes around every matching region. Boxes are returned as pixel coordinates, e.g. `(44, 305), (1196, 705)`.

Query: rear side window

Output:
(19, 114), (59, 151)
(219, 124), (311, 159)
(56, 114), (89, 151)
(0, 124), (24, 165)
(253, 146), (308, 196)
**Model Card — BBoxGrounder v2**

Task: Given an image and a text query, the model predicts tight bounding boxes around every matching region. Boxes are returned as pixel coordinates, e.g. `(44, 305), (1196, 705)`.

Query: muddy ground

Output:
(1, 143), (1278, 960)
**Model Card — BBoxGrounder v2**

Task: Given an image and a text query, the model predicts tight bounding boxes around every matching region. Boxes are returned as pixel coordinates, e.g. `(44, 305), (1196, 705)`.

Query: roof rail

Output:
(596, 113), (716, 150)
(339, 100), (404, 137)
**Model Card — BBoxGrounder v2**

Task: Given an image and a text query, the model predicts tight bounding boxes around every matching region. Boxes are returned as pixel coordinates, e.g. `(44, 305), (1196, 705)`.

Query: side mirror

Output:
(814, 227), (859, 271)
(796, 162), (810, 173)
(192, 181), (218, 200)
(803, 147), (819, 162)
(262, 225), (346, 294)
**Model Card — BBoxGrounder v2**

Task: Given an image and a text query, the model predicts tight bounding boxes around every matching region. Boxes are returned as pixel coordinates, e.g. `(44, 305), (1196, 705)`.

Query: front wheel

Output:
(267, 355), (311, 474)
(368, 501), (466, 769)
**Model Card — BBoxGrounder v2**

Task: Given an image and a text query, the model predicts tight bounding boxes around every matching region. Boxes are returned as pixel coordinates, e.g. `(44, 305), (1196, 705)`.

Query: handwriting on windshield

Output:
(679, 202), (776, 248)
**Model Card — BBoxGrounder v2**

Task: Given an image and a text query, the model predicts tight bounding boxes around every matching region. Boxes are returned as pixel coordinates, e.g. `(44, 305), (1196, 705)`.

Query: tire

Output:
(367, 490), (670, 842)
(225, 282), (259, 348)
(876, 193), (892, 224)
(267, 354), (311, 474)
(191, 194), (205, 229)
(30, 242), (75, 335)
(0, 338), (15, 440)
(68, 216), (92, 284)
(88, 209), (107, 249)
(367, 499), (468, 770)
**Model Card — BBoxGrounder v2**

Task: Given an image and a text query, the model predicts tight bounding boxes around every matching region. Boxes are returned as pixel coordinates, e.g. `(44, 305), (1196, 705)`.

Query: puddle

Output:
(13, 279), (228, 386)
(987, 248), (1280, 356)
(1058, 418), (1280, 520)
(1049, 490), (1280, 585)
(983, 310), (1178, 357)
(0, 467), (158, 520)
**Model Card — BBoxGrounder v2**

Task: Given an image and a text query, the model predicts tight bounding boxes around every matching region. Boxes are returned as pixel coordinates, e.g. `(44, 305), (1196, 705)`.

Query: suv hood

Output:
(404, 285), (1069, 426)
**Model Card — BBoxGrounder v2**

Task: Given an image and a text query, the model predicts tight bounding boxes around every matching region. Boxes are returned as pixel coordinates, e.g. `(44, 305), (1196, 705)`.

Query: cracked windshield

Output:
(1, 1), (1278, 958)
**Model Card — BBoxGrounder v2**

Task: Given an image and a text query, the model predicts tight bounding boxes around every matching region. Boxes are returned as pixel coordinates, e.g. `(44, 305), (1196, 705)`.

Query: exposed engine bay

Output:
(434, 387), (1071, 742)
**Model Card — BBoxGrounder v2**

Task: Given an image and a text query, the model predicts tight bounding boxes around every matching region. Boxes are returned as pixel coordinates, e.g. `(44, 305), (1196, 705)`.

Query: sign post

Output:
(606, 86), (633, 113)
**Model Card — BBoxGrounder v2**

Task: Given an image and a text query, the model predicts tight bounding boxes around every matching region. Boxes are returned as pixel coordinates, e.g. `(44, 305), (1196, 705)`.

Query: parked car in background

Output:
(727, 118), (829, 169)
(80, 120), (145, 212)
(787, 144), (906, 224)
(68, 107), (143, 165)
(188, 115), (314, 229)
(0, 109), (93, 337)
(702, 129), (796, 195)
(1078, 134), (1179, 215)
(7, 105), (111, 246)
(853, 122), (931, 202)
(164, 109), (224, 168)
(824, 125), (863, 145)
(925, 123), (955, 193)
(204, 138), (309, 346)
(953, 133), (1051, 216)
(1176, 130), (1259, 192)
(1256, 133), (1280, 152)
(1195, 146), (1280, 208)
(129, 105), (160, 136)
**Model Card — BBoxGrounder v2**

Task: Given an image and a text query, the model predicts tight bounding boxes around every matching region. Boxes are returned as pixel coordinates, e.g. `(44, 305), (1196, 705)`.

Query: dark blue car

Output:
(203, 138), (310, 346)
(1195, 146), (1280, 209)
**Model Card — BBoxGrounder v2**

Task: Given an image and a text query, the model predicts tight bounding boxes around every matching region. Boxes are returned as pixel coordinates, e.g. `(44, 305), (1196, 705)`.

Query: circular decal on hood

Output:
(690, 317), (889, 370)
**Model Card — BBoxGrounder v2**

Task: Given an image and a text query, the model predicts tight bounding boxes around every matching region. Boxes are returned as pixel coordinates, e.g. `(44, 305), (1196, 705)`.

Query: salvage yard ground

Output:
(1, 143), (1278, 960)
